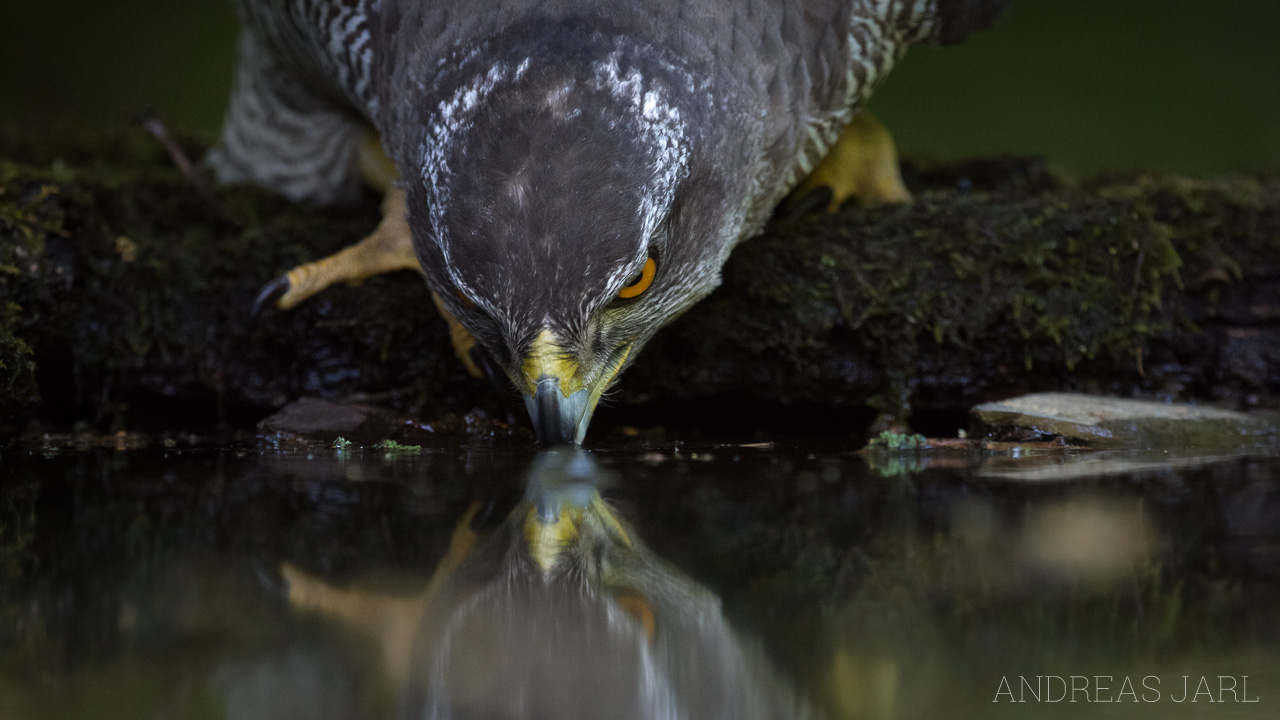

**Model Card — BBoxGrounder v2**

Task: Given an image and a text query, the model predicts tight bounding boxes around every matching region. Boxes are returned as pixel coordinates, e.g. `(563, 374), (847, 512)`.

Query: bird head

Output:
(409, 38), (734, 445)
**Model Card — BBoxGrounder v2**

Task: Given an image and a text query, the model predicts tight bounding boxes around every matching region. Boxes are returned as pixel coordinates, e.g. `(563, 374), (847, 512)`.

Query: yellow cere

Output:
(520, 329), (585, 396)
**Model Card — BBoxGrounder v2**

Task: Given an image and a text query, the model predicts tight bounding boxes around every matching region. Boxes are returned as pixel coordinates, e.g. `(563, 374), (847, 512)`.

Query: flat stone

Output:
(970, 392), (1280, 449)
(257, 397), (390, 441)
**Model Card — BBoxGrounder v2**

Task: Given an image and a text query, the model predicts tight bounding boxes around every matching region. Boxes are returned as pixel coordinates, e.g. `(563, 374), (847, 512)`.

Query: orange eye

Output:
(617, 257), (656, 299)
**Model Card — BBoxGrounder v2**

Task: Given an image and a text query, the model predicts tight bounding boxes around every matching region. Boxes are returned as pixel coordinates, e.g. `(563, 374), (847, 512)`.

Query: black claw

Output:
(779, 185), (833, 224)
(469, 344), (508, 396)
(252, 275), (291, 317)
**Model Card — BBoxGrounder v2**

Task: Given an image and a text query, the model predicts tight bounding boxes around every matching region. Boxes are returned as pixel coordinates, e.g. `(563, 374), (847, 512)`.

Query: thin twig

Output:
(137, 112), (244, 230)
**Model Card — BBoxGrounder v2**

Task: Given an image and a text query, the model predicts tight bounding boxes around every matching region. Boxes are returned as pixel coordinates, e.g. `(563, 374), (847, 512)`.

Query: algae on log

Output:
(634, 163), (1280, 420)
(0, 124), (477, 434)
(1, 125), (1278, 435)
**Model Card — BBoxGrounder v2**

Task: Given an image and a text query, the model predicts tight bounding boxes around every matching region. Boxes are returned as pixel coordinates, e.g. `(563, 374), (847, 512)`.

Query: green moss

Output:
(0, 331), (35, 413)
(3, 123), (1279, 432)
(374, 439), (422, 452)
(865, 430), (927, 451)
(0, 196), (40, 429)
(629, 163), (1280, 423)
(0, 123), (471, 432)
(859, 431), (930, 477)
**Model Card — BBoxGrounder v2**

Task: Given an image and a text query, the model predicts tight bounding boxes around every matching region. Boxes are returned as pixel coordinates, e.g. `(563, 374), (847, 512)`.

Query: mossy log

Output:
(2, 124), (1278, 435)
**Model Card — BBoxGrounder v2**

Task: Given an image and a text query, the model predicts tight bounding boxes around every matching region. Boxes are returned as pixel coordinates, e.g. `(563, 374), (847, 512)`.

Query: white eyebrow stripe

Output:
(589, 49), (690, 297)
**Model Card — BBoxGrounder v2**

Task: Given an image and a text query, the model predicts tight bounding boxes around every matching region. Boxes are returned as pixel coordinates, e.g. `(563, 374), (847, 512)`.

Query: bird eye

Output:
(617, 257), (656, 299)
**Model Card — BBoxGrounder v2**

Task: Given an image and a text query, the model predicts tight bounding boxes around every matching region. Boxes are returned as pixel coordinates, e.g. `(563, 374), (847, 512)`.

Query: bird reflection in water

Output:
(276, 450), (821, 719)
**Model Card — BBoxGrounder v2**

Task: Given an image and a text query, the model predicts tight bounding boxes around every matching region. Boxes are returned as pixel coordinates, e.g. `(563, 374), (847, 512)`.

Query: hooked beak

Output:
(525, 380), (592, 446)
(519, 330), (630, 446)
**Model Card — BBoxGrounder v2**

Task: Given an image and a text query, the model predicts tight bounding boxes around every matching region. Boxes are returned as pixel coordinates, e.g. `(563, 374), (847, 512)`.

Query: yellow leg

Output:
(255, 131), (486, 378)
(258, 187), (417, 311)
(788, 112), (911, 214)
(279, 501), (487, 690)
(357, 132), (398, 195)
(434, 501), (484, 575)
(429, 291), (485, 378)
(255, 131), (408, 312)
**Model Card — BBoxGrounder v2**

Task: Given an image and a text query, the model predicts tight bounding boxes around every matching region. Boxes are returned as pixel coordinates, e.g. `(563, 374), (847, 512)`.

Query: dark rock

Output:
(257, 397), (390, 442)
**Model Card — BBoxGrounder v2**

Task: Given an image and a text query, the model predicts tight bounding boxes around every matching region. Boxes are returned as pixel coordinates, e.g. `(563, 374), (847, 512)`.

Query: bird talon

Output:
(779, 185), (834, 223)
(252, 275), (292, 317)
(468, 344), (507, 395)
(787, 112), (911, 214)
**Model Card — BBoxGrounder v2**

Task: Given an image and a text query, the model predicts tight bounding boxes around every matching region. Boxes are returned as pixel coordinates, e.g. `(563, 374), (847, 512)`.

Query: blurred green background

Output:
(1, 0), (1277, 174)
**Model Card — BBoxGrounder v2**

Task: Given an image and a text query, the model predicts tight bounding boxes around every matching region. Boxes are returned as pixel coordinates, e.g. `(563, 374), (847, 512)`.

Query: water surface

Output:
(2, 438), (1277, 719)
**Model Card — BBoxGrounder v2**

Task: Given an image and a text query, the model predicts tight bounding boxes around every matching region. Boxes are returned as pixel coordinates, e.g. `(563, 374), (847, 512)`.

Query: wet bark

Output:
(2, 124), (1279, 435)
